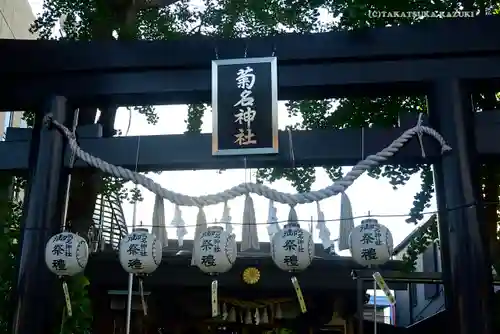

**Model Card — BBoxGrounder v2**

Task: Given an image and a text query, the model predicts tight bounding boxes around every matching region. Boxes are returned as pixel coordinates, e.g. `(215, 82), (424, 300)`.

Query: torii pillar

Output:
(12, 96), (69, 334)
(428, 79), (494, 334)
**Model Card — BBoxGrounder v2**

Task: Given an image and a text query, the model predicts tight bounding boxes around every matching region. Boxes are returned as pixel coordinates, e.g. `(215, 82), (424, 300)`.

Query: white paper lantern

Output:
(349, 218), (393, 266)
(45, 232), (89, 276)
(271, 222), (314, 272)
(194, 226), (237, 274)
(119, 228), (162, 275)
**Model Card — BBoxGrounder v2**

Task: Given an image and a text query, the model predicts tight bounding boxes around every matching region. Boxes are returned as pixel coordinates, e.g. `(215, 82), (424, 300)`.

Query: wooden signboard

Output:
(212, 57), (279, 156)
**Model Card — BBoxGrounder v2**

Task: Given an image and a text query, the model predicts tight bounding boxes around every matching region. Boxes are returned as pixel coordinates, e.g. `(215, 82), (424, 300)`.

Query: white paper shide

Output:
(119, 228), (162, 275)
(45, 231), (89, 277)
(271, 222), (314, 272)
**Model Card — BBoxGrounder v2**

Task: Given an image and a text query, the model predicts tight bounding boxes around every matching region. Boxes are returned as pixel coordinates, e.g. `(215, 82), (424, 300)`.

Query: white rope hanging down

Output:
(151, 194), (168, 248)
(49, 118), (451, 207)
(241, 195), (259, 251)
(338, 193), (354, 251)
(171, 205), (187, 246)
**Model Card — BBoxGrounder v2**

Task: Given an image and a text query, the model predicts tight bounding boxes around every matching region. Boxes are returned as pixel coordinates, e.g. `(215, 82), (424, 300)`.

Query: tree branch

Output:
(136, 0), (182, 9)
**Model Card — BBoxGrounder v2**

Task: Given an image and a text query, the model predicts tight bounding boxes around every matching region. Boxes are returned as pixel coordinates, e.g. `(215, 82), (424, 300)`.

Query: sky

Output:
(27, 0), (437, 256)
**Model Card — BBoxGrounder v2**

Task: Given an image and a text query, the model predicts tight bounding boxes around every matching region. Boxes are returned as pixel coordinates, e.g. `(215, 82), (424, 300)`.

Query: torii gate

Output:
(1, 15), (500, 334)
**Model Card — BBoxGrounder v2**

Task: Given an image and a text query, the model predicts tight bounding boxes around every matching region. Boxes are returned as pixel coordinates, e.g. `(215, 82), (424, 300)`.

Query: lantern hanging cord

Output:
(416, 113), (427, 158)
(21, 200), (492, 231)
(48, 116), (451, 207)
(78, 200), (493, 228)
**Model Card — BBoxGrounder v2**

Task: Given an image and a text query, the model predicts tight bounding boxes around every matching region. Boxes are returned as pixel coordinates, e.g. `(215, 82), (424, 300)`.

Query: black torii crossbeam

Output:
(2, 111), (500, 172)
(1, 16), (500, 109)
(1, 16), (499, 334)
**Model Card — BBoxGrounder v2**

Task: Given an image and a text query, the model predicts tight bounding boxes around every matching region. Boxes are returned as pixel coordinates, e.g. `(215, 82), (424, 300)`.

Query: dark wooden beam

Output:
(352, 270), (443, 284)
(86, 251), (406, 290)
(1, 111), (499, 172)
(2, 57), (500, 109)
(1, 16), (500, 74)
(1, 17), (500, 109)
(353, 270), (500, 284)
(0, 124), (442, 172)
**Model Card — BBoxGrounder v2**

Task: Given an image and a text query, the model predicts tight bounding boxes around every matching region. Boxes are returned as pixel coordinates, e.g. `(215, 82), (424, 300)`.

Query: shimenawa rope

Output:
(48, 117), (451, 207)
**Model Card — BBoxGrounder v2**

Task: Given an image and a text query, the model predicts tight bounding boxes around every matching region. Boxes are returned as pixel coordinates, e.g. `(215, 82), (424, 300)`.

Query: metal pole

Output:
(12, 96), (69, 334)
(60, 108), (79, 229)
(373, 280), (377, 334)
(126, 137), (142, 334)
(125, 195), (138, 334)
(125, 273), (134, 334)
(427, 79), (493, 334)
(356, 278), (364, 334)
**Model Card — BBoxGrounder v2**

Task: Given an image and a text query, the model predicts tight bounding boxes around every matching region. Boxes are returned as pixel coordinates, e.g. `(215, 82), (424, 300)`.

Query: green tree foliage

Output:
(399, 216), (439, 272)
(2, 0), (499, 331)
(0, 175), (26, 331)
(0, 175), (92, 333)
(59, 275), (92, 334)
(0, 198), (22, 333)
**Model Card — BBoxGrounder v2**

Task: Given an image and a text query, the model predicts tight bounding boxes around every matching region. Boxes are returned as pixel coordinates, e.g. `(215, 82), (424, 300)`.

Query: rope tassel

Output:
(241, 195), (259, 251)
(171, 205), (187, 247)
(49, 118), (452, 206)
(222, 303), (228, 320)
(228, 307), (237, 322)
(152, 194), (168, 248)
(338, 192), (354, 251)
(254, 308), (260, 325)
(260, 307), (269, 324)
(288, 205), (298, 222)
(275, 303), (283, 319)
(244, 309), (252, 324)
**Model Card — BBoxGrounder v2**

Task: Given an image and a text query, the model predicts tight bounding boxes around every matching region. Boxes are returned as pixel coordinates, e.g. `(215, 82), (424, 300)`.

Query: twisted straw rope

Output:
(50, 118), (451, 207)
